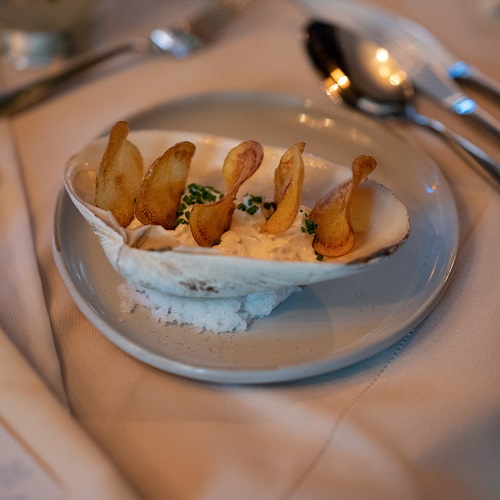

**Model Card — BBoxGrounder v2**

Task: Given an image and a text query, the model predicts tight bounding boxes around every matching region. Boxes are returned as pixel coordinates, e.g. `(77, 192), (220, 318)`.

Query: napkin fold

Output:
(0, 329), (139, 499)
(0, 118), (66, 401)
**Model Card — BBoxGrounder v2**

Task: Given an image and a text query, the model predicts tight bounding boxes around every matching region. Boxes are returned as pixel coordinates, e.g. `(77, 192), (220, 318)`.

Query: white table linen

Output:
(0, 331), (139, 499)
(1, 0), (499, 498)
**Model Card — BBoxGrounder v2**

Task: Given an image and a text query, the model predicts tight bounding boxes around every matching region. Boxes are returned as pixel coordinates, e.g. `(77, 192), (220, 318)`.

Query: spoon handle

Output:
(466, 106), (500, 140)
(457, 68), (500, 103)
(409, 111), (500, 183)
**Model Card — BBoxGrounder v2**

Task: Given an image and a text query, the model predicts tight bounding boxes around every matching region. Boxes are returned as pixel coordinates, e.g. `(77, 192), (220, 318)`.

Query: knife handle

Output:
(0, 42), (134, 116)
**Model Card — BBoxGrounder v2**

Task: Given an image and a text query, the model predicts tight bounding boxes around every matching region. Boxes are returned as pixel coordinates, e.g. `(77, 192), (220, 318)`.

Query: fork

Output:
(0, 0), (249, 116)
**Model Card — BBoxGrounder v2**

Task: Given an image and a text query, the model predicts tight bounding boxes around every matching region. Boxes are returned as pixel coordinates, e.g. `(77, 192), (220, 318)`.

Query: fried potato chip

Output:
(261, 142), (305, 234)
(222, 140), (265, 192)
(135, 141), (195, 229)
(188, 194), (236, 248)
(190, 140), (264, 247)
(310, 155), (377, 257)
(95, 121), (143, 227)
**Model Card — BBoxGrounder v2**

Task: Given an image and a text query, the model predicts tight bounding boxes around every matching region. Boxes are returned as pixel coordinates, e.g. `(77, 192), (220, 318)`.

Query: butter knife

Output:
(295, 0), (500, 139)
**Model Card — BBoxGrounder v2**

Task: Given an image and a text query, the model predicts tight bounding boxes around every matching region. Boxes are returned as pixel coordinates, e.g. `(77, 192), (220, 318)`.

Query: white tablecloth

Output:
(1, 0), (499, 498)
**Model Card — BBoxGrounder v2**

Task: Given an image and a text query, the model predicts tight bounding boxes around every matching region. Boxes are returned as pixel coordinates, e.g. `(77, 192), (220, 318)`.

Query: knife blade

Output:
(295, 0), (500, 138)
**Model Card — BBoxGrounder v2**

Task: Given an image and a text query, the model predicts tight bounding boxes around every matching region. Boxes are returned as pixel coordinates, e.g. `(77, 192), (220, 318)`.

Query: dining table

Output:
(1, 0), (499, 498)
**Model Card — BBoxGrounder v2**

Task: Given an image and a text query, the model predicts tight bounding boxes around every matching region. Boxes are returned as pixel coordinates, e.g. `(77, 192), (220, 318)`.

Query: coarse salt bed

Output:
(118, 282), (300, 333)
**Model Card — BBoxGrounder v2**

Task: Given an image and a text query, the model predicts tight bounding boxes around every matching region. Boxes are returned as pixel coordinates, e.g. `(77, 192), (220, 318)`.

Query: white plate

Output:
(53, 91), (458, 383)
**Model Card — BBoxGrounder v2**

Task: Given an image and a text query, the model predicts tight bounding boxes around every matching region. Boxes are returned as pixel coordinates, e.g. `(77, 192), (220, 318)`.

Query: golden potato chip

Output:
(261, 142), (305, 234)
(222, 140), (265, 192)
(135, 141), (195, 229)
(95, 121), (143, 227)
(190, 140), (264, 247)
(188, 194), (236, 248)
(310, 155), (377, 257)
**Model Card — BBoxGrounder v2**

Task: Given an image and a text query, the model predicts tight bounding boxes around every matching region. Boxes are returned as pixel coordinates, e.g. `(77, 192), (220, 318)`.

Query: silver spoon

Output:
(0, 0), (249, 116)
(305, 21), (500, 184)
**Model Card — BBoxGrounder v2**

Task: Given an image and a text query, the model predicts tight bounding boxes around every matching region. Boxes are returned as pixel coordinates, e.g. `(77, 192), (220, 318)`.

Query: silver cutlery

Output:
(305, 21), (500, 183)
(0, 0), (249, 115)
(295, 0), (500, 139)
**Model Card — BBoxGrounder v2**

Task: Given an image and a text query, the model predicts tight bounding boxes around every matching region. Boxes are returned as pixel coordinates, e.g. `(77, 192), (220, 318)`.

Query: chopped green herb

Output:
(301, 217), (318, 235)
(185, 183), (222, 204)
(175, 184), (224, 226)
(174, 218), (188, 228)
(246, 205), (259, 215)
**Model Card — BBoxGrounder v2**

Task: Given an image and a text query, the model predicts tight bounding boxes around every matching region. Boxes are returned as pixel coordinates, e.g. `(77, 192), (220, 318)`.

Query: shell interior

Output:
(64, 130), (410, 298)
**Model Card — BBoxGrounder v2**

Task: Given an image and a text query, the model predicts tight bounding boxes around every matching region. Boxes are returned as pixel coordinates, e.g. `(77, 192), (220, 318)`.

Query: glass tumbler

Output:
(0, 0), (98, 69)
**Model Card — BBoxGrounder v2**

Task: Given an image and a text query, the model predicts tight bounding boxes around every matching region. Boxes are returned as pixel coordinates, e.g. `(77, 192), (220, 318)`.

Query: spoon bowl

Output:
(305, 21), (500, 183)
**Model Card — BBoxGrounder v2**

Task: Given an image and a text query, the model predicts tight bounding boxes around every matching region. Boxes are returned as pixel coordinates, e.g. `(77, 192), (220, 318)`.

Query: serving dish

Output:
(53, 91), (458, 383)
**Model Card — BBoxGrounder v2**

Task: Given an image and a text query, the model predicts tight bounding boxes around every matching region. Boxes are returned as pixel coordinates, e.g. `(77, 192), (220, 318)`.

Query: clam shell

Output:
(64, 130), (409, 298)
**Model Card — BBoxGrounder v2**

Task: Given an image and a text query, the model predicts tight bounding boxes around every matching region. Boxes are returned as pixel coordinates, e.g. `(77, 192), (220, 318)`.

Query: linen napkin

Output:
(0, 329), (139, 499)
(0, 117), (139, 498)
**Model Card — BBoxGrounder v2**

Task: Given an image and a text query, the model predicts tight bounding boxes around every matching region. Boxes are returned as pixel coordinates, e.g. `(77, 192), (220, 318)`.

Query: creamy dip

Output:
(220, 205), (317, 261)
(129, 188), (319, 263)
(177, 202), (317, 262)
